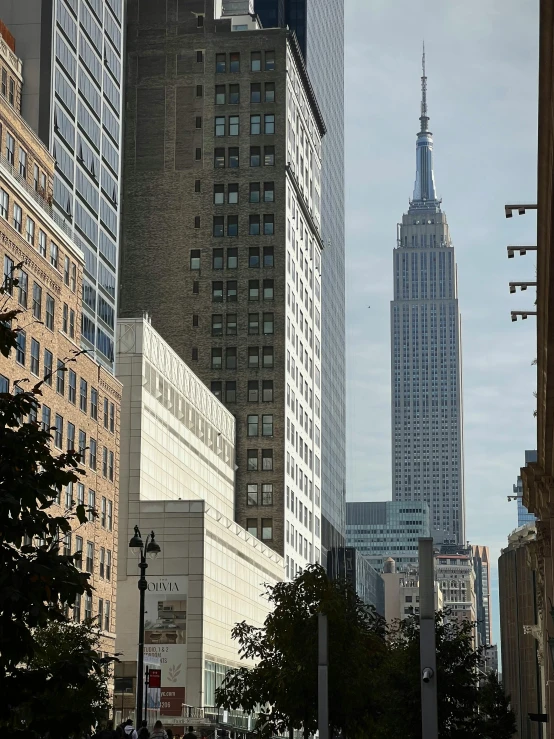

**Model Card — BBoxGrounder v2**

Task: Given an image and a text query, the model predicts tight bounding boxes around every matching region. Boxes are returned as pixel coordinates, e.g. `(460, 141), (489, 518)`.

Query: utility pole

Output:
(318, 612), (329, 739)
(419, 537), (438, 739)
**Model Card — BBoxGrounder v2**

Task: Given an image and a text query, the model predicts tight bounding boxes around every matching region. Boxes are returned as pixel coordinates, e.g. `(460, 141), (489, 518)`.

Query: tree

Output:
(215, 564), (386, 739)
(375, 614), (516, 739)
(0, 278), (113, 737)
(476, 671), (517, 739)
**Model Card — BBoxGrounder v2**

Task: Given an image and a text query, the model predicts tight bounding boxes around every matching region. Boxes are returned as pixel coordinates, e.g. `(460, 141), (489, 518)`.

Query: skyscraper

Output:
(514, 450), (537, 526)
(254, 0), (345, 561)
(0, 0), (124, 370)
(391, 53), (465, 543)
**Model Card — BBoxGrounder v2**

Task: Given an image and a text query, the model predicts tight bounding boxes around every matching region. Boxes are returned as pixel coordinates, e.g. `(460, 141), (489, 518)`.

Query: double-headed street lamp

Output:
(129, 525), (161, 725)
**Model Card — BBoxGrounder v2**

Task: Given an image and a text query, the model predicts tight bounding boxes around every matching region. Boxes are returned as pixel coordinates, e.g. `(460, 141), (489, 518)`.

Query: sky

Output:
(343, 0), (539, 647)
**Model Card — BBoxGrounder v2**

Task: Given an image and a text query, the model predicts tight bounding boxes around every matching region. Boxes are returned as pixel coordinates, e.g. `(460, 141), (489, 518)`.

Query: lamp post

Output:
(129, 525), (161, 726)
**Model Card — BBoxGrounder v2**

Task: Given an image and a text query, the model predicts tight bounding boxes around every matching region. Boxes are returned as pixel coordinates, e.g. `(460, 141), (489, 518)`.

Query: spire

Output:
(411, 43), (439, 209)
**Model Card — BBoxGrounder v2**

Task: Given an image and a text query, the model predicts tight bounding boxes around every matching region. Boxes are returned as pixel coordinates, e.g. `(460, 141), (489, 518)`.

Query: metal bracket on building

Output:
(505, 204), (538, 218)
(511, 311), (537, 322)
(507, 246), (538, 258)
(509, 282), (537, 293)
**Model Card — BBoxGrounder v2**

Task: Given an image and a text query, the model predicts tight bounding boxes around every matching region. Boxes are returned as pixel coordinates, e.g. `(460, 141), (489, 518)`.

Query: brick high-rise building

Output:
(120, 2), (325, 576)
(0, 29), (121, 657)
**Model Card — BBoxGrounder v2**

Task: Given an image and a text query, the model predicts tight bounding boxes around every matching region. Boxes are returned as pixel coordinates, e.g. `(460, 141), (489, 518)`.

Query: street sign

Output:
(149, 669), (161, 688)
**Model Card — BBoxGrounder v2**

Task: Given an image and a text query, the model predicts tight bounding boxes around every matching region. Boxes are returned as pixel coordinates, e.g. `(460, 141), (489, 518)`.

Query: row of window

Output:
(213, 146), (275, 168)
(214, 113), (275, 136)
(1, 66), (16, 108)
(209, 345), (275, 370)
(247, 482), (274, 506)
(206, 214), (275, 237)
(69, 593), (111, 632)
(210, 380), (273, 405)
(191, 247), (274, 271)
(215, 51), (275, 73)
(1, 121), (49, 197)
(247, 414), (274, 436)
(208, 279), (274, 302)
(61, 483), (114, 532)
(209, 312), (274, 335)
(245, 517), (273, 541)
(212, 181), (275, 205)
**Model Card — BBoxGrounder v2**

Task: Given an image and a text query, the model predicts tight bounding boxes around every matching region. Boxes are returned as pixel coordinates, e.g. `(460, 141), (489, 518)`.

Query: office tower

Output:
(471, 544), (492, 647)
(381, 561), (443, 623)
(326, 547), (385, 614)
(391, 54), (465, 543)
(435, 546), (476, 632)
(0, 30), (120, 656)
(254, 0), (346, 561)
(514, 450), (537, 526)
(254, 0), (285, 29)
(0, 0), (124, 370)
(345, 501), (430, 572)
(115, 317), (283, 725)
(120, 4), (325, 576)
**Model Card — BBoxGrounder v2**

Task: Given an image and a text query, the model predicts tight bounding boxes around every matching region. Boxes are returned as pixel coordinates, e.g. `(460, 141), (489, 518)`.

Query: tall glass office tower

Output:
(0, 0), (124, 370)
(391, 55), (465, 544)
(254, 0), (346, 560)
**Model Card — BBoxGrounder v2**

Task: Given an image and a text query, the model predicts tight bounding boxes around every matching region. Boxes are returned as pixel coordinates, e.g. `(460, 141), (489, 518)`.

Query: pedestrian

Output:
(123, 719), (138, 739)
(137, 720), (150, 739)
(94, 721), (117, 739)
(166, 730), (173, 739)
(184, 727), (196, 739)
(150, 720), (168, 739)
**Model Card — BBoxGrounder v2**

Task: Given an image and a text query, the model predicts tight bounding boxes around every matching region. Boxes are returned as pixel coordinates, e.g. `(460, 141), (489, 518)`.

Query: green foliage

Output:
(215, 564), (386, 739)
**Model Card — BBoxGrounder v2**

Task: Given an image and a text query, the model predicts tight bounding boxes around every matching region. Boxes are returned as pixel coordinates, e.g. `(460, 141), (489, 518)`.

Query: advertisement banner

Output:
(143, 575), (187, 716)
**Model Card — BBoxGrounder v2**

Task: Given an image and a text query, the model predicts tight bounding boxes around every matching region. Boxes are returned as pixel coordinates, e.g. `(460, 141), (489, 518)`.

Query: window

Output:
(0, 188), (8, 218)
(227, 247), (238, 268)
(75, 536), (83, 569)
(100, 547), (105, 578)
(54, 413), (63, 449)
(41, 404), (51, 432)
(197, 14), (204, 26)
(225, 347), (236, 369)
(250, 146), (261, 167)
(261, 518), (273, 540)
(196, 84), (203, 97)
(265, 51), (275, 71)
(247, 449), (258, 471)
(262, 346), (274, 368)
(215, 116), (226, 136)
(80, 379), (88, 413)
(214, 148), (225, 167)
(246, 519), (257, 537)
(67, 422), (75, 451)
(248, 313), (259, 334)
(195, 179), (201, 192)
(263, 313), (274, 335)
(6, 133), (14, 164)
(190, 250), (201, 269)
(194, 216), (201, 228)
(108, 451), (114, 481)
(63, 533), (71, 557)
(15, 330), (26, 365)
(211, 381), (222, 399)
(251, 83), (261, 103)
(264, 182), (275, 202)
(213, 248), (224, 269)
(110, 403), (115, 433)
(262, 415), (273, 436)
(248, 347), (259, 368)
(249, 247), (260, 267)
(250, 114), (261, 135)
(73, 595), (81, 622)
(193, 315), (199, 328)
(264, 214), (274, 234)
(248, 380), (259, 402)
(264, 114), (275, 134)
(103, 398), (109, 429)
(262, 449), (273, 470)
(90, 388), (98, 419)
(30, 339), (40, 375)
(19, 148), (27, 178)
(39, 229), (47, 257)
(45, 294), (55, 330)
(226, 280), (237, 301)
(68, 370), (76, 404)
(264, 146), (275, 166)
(247, 484), (258, 506)
(229, 84), (239, 104)
(104, 600), (111, 632)
(249, 281), (259, 301)
(249, 182), (260, 203)
(26, 217), (35, 245)
(197, 50), (204, 63)
(1, 69), (5, 96)
(214, 184), (224, 204)
(211, 348), (222, 369)
(9, 78), (14, 105)
(212, 314), (223, 336)
(227, 215), (238, 236)
(229, 148), (239, 168)
(87, 489), (95, 522)
(30, 283), (42, 320)
(226, 313), (237, 334)
(43, 349), (53, 385)
(249, 215), (260, 235)
(216, 53), (226, 73)
(225, 381), (236, 402)
(107, 500), (113, 531)
(262, 483), (273, 505)
(106, 550), (112, 580)
(215, 85), (225, 104)
(265, 82), (275, 102)
(212, 281), (223, 302)
(13, 203), (22, 232)
(213, 216), (224, 237)
(56, 360), (65, 395)
(230, 52), (240, 72)
(18, 269), (28, 308)
(50, 242), (59, 269)
(264, 246), (274, 267)
(247, 415), (259, 436)
(263, 279), (274, 300)
(251, 52), (261, 71)
(229, 115), (239, 136)
(86, 542), (94, 573)
(103, 449), (108, 480)
(89, 438), (97, 470)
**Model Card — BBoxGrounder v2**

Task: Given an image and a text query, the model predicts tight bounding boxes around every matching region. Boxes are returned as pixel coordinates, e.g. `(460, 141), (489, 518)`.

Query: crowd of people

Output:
(93, 719), (198, 739)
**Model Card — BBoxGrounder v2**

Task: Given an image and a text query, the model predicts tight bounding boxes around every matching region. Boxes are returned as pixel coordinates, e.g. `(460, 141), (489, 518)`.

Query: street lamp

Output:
(129, 525), (161, 725)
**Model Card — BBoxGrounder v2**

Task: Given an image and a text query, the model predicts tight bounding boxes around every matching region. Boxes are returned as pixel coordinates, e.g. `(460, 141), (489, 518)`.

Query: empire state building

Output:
(391, 54), (465, 544)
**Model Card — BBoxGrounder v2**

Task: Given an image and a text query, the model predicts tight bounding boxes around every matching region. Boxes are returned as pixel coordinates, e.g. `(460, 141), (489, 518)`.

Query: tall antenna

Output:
(420, 41), (429, 132)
